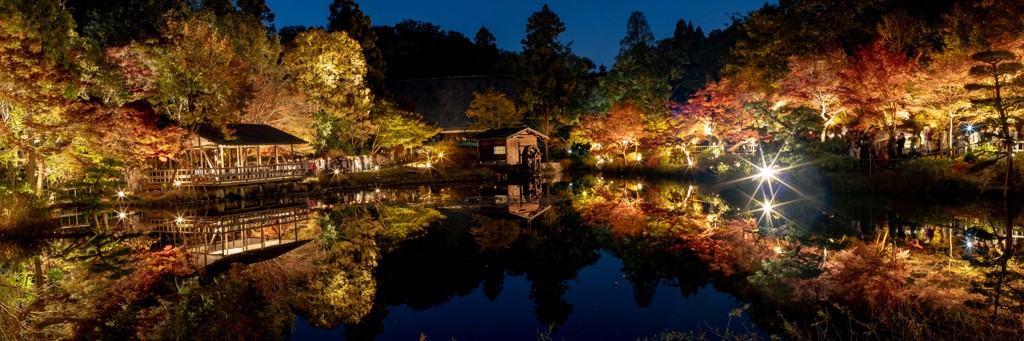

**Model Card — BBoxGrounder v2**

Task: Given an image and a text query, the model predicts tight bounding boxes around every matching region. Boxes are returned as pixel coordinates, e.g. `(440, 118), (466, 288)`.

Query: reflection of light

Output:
(773, 246), (783, 254)
(762, 201), (774, 213)
(438, 152), (444, 158)
(117, 190), (125, 198)
(426, 162), (431, 168)
(118, 211), (127, 219)
(333, 169), (340, 175)
(966, 240), (974, 249)
(966, 124), (974, 132)
(176, 216), (184, 223)
(173, 180), (182, 187)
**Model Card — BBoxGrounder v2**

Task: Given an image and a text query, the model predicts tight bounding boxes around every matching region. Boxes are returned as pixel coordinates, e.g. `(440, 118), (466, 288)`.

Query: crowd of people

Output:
(306, 154), (390, 175)
(842, 127), (956, 162)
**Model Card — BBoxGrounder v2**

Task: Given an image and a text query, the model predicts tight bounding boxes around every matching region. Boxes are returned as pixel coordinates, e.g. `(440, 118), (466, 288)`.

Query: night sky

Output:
(265, 0), (773, 67)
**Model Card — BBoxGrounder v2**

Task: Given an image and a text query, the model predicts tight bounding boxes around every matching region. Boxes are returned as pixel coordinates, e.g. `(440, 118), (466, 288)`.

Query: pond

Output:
(1, 172), (1021, 339)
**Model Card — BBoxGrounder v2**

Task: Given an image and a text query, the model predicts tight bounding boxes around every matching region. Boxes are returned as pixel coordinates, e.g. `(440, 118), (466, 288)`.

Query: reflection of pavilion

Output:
(481, 182), (550, 221)
(146, 202), (310, 266)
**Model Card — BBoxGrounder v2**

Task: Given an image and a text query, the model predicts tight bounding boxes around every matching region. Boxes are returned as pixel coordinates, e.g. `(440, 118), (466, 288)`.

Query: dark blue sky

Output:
(265, 0), (772, 67)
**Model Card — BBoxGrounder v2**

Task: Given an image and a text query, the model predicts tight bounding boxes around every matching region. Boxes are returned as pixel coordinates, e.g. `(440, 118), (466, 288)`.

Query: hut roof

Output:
(473, 127), (549, 140)
(196, 124), (306, 146)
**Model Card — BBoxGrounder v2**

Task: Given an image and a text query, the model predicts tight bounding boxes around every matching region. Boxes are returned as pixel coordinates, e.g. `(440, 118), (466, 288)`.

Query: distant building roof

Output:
(195, 124), (306, 146)
(386, 75), (515, 133)
(473, 127), (549, 140)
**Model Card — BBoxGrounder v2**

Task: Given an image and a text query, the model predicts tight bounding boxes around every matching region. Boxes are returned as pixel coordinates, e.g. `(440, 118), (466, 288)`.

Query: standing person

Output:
(896, 133), (906, 158)
(859, 135), (871, 160)
(887, 135), (897, 158)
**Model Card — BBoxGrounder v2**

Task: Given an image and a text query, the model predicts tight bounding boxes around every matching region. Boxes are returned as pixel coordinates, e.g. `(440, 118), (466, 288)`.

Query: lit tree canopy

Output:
(839, 41), (918, 137)
(283, 28), (374, 153)
(465, 89), (522, 130)
(779, 49), (848, 141)
(150, 14), (244, 132)
(327, 0), (385, 93)
(369, 100), (440, 155)
(572, 104), (648, 162)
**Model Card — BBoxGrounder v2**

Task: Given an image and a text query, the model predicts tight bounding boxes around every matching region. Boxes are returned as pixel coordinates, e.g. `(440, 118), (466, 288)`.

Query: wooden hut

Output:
(475, 127), (548, 167)
(145, 124), (308, 189)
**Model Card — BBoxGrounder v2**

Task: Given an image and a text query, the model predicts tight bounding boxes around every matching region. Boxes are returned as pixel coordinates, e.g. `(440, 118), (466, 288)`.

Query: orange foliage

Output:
(681, 78), (765, 144)
(839, 41), (919, 135)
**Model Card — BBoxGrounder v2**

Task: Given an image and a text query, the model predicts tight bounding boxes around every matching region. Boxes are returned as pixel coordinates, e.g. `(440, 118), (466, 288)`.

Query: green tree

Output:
(608, 11), (672, 106)
(216, 13), (307, 136)
(606, 11), (674, 139)
(0, 0), (93, 193)
(474, 26), (497, 49)
(369, 101), (440, 155)
(283, 29), (374, 154)
(327, 0), (386, 94)
(728, 0), (881, 90)
(67, 0), (190, 47)
(237, 0), (275, 25)
(465, 89), (522, 130)
(516, 4), (590, 159)
(150, 14), (245, 133)
(658, 19), (701, 100)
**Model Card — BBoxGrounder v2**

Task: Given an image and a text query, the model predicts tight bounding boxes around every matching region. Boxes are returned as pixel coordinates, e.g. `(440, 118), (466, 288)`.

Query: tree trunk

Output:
(33, 257), (43, 290)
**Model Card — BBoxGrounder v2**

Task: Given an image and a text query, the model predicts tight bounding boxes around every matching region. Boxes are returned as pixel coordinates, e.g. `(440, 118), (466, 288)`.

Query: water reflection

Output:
(16, 174), (1024, 339)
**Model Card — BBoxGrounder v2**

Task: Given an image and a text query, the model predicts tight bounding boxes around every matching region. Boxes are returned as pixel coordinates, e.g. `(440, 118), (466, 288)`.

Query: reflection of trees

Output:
(158, 264), (295, 339)
(470, 214), (522, 251)
(513, 204), (603, 330)
(573, 178), (729, 307)
(969, 206), (1024, 320)
(294, 204), (444, 328)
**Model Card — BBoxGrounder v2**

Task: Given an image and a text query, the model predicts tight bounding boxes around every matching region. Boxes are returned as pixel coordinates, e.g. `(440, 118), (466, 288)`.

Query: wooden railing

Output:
(144, 162), (308, 189)
(150, 205), (310, 266)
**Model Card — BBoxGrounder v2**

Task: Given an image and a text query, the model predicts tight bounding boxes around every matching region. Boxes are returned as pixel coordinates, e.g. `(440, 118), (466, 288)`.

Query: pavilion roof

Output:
(195, 124), (306, 146)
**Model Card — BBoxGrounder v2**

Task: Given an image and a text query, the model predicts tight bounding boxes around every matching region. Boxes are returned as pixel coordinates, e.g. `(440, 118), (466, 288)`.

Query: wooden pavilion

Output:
(145, 124), (308, 189)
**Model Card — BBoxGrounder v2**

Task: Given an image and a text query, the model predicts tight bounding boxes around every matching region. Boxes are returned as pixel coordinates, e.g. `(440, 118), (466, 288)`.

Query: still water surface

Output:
(292, 207), (756, 340)
(6, 174), (1007, 340)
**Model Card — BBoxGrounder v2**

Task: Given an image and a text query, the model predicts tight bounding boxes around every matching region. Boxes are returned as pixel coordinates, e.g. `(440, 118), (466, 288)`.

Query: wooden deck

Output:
(144, 162), (308, 189)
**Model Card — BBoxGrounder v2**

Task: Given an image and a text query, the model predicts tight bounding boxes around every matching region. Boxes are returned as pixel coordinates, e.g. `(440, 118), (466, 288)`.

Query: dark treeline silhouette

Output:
(374, 20), (504, 81)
